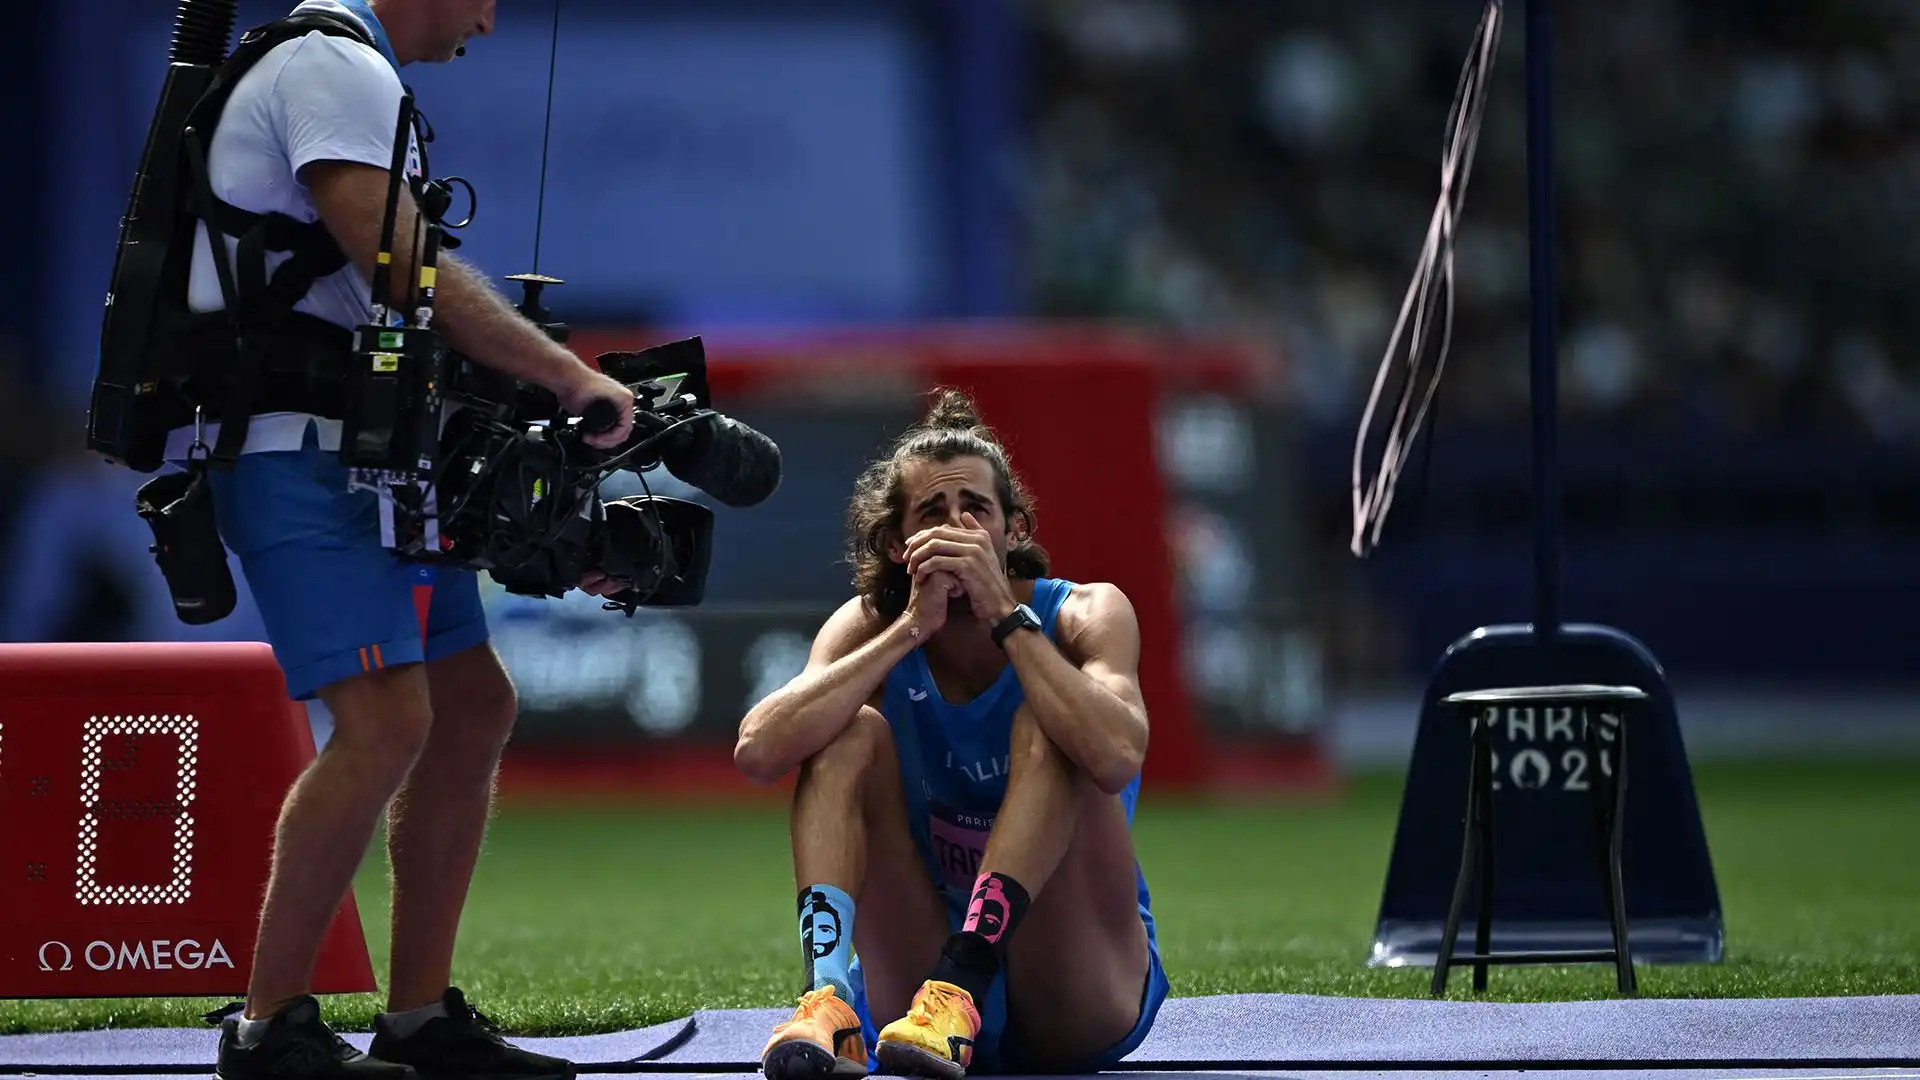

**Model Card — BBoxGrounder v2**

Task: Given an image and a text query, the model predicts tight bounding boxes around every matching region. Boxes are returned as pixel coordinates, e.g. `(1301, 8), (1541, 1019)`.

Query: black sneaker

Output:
(212, 997), (419, 1080)
(367, 987), (575, 1080)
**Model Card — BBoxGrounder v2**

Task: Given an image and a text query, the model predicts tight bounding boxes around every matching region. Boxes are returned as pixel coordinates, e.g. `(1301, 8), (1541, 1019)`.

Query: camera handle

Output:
(581, 397), (621, 435)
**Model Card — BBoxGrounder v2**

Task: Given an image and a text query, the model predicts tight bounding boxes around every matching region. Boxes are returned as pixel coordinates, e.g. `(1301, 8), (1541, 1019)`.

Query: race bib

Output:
(927, 799), (994, 892)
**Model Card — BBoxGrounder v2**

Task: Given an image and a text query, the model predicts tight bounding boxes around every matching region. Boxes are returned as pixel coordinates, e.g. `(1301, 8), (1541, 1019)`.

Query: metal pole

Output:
(1525, 0), (1562, 641)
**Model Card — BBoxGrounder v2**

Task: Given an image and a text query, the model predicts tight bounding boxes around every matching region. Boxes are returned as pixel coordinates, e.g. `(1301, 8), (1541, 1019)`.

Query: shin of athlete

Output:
(938, 701), (1076, 997)
(998, 765), (1156, 1072)
(765, 708), (947, 1080)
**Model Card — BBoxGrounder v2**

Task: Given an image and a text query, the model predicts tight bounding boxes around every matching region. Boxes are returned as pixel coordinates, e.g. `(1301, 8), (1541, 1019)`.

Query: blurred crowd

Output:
(1017, 0), (1920, 441)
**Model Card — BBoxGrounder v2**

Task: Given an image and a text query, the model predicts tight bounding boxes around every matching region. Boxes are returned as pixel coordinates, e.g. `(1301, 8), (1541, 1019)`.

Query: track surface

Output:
(3, 995), (1917, 1077)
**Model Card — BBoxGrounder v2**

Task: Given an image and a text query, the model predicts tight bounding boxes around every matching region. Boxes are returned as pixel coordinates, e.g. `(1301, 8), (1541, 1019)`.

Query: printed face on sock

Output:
(803, 893), (843, 958)
(973, 902), (1004, 938)
(969, 876), (1010, 941)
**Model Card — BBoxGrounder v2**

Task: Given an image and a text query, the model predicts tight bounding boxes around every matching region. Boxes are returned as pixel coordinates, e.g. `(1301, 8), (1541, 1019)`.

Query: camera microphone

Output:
(659, 412), (783, 509)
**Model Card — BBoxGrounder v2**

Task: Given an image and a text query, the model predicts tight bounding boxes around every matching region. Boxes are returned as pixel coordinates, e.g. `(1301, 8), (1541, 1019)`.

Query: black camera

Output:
(369, 334), (777, 614)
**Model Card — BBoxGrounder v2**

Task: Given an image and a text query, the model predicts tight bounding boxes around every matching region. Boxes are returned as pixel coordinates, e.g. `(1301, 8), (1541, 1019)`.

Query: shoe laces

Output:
(906, 983), (969, 1028)
(314, 1030), (359, 1067)
(790, 986), (839, 1022)
(450, 1000), (506, 1043)
(281, 1020), (358, 1071)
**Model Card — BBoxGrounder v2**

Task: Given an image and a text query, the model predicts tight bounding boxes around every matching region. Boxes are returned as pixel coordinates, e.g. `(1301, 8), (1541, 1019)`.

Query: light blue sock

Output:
(799, 884), (857, 1002)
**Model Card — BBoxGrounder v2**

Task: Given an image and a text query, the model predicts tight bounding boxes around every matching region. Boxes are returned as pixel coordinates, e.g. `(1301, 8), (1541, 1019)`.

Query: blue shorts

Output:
(203, 421), (490, 701)
(847, 897), (1170, 1074)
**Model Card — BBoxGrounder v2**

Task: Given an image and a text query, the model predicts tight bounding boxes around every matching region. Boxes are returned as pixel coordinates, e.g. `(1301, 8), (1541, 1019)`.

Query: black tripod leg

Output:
(1606, 716), (1636, 994)
(1472, 714), (1496, 993)
(1432, 709), (1485, 997)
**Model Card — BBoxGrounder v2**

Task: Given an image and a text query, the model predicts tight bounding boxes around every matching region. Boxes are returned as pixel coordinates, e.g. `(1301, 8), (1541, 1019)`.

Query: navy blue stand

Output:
(1368, 0), (1725, 990)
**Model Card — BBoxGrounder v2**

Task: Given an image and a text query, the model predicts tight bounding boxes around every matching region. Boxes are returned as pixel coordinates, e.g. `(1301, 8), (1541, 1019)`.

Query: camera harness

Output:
(180, 8), (478, 464)
(177, 12), (371, 462)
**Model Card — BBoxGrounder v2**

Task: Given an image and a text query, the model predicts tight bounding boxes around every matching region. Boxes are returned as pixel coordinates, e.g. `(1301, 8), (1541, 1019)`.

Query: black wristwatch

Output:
(990, 603), (1041, 650)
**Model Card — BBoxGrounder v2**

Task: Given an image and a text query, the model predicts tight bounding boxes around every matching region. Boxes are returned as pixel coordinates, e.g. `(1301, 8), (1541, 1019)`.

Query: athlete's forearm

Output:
(734, 617), (920, 784)
(1002, 632), (1148, 794)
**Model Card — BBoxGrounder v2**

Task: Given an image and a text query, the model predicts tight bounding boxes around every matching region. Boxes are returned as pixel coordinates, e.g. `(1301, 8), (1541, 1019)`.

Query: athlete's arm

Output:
(734, 596), (917, 785)
(1001, 582), (1150, 795)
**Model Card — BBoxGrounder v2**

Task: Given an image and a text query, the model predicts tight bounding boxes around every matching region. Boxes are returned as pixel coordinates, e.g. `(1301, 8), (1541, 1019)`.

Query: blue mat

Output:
(0, 1017), (692, 1069)
(1120, 992), (1920, 1063)
(2, 993), (1917, 1074)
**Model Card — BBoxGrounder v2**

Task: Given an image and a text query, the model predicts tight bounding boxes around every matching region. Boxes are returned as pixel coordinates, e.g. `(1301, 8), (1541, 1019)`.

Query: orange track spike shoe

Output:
(761, 986), (870, 1080)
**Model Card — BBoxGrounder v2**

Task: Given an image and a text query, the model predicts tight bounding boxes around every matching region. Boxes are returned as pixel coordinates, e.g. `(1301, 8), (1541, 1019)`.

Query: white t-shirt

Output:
(167, 0), (418, 460)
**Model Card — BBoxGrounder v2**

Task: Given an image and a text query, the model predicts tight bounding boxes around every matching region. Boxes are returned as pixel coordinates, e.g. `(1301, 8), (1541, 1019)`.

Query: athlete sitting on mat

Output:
(734, 389), (1169, 1079)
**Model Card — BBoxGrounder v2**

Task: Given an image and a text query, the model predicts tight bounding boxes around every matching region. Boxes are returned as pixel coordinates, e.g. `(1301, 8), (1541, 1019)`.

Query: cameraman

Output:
(181, 2), (630, 1079)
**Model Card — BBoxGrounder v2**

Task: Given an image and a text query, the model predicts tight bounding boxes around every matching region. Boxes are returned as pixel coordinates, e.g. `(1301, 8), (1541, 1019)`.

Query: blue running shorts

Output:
(203, 421), (490, 700)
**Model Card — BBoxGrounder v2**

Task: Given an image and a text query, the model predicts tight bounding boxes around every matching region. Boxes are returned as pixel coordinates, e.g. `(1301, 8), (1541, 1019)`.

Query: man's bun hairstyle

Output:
(919, 387), (985, 432)
(845, 387), (1049, 622)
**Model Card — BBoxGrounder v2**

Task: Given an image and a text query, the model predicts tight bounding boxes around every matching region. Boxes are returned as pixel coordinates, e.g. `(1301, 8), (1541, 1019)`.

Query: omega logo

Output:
(37, 938), (233, 972)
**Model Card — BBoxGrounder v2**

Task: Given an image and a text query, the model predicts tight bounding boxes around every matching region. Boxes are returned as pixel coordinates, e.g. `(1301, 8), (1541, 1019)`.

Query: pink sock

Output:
(960, 871), (1029, 944)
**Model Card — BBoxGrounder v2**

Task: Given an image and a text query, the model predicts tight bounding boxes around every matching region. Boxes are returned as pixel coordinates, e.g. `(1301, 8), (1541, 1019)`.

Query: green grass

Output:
(4, 759), (1917, 1035)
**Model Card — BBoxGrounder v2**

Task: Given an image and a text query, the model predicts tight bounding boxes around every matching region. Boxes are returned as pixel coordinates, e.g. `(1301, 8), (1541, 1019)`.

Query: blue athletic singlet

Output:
(844, 577), (1169, 1074)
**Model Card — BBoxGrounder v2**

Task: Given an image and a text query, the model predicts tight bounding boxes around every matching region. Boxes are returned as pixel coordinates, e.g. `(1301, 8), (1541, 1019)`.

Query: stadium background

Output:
(1, 0), (1919, 1028)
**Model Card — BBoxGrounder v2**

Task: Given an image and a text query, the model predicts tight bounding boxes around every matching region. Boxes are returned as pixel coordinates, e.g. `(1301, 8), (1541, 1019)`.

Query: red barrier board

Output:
(0, 642), (375, 998)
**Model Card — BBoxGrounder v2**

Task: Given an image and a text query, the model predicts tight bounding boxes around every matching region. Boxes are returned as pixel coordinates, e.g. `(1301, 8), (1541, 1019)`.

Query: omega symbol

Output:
(38, 941), (73, 972)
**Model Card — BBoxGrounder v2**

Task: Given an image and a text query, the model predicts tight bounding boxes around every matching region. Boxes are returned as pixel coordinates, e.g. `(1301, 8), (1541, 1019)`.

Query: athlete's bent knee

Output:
(317, 664), (434, 787)
(1071, 763), (1114, 807)
(1009, 702), (1075, 780)
(800, 706), (890, 787)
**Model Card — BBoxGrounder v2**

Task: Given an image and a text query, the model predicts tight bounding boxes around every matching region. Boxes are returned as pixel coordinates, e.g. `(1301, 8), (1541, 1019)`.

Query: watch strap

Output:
(991, 604), (1040, 650)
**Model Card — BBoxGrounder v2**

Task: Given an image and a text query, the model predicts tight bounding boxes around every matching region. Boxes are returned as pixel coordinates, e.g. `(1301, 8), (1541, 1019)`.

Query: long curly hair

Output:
(846, 388), (1049, 621)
